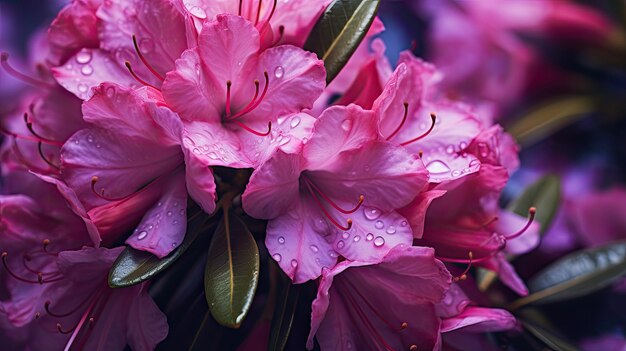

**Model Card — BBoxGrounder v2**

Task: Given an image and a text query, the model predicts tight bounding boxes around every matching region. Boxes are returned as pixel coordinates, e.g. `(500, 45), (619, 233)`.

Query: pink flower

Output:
(52, 0), (190, 99)
(306, 245), (451, 351)
(243, 104), (427, 283)
(47, 0), (101, 66)
(50, 83), (215, 257)
(162, 14), (325, 169)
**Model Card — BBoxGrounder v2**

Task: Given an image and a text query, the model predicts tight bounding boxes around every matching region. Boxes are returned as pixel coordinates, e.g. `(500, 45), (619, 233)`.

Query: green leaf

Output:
(108, 212), (211, 288)
(268, 278), (302, 351)
(205, 209), (260, 328)
(507, 175), (561, 235)
(303, 0), (381, 84)
(521, 321), (579, 351)
(509, 240), (626, 310)
(505, 96), (595, 147)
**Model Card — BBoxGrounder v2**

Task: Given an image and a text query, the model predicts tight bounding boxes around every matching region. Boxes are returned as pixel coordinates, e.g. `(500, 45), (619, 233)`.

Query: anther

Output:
(228, 71), (269, 120)
(304, 176), (365, 214)
(504, 207), (536, 241)
(386, 102), (409, 141)
(453, 251), (473, 282)
(410, 345), (418, 351)
(400, 113), (436, 146)
(124, 61), (158, 90)
(89, 317), (95, 328)
(225, 80), (233, 117)
(34, 312), (41, 320)
(1, 52), (53, 88)
(2, 252), (43, 284)
(132, 35), (164, 81)
(400, 322), (408, 330)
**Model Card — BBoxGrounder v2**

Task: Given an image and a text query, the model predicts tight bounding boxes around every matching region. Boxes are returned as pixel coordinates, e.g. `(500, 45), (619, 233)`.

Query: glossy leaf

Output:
(506, 96), (595, 147)
(509, 240), (626, 309)
(109, 211), (211, 288)
(521, 321), (578, 351)
(508, 175), (561, 235)
(205, 209), (260, 328)
(303, 0), (380, 84)
(268, 279), (302, 351)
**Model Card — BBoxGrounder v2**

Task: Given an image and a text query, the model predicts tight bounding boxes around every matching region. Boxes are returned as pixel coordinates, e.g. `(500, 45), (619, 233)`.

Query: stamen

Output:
(1, 52), (53, 88)
(504, 207), (536, 240)
(125, 61), (158, 90)
(386, 102), (409, 141)
(23, 113), (63, 146)
(238, 0), (243, 16)
(437, 251), (494, 265)
(42, 239), (51, 253)
(304, 181), (352, 231)
(228, 71), (269, 120)
(266, 0), (278, 23)
(0, 123), (63, 146)
(303, 176), (364, 214)
(62, 294), (100, 351)
(90, 176), (135, 202)
(231, 120), (272, 136)
(132, 35), (164, 81)
(224, 79), (259, 121)
(255, 0), (263, 25)
(452, 251), (473, 282)
(10, 139), (57, 174)
(57, 323), (74, 334)
(225, 80), (233, 117)
(38, 142), (61, 170)
(400, 113), (436, 146)
(46, 299), (88, 318)
(2, 252), (43, 284)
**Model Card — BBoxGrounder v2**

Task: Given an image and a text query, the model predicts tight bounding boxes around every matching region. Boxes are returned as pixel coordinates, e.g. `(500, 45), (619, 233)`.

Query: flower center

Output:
(1, 239), (63, 285)
(385, 102), (437, 146)
(221, 72), (273, 136)
(301, 174), (364, 231)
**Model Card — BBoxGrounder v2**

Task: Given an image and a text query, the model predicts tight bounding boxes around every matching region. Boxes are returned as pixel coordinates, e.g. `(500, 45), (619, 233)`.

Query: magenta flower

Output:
(243, 104), (427, 283)
(306, 245), (451, 351)
(162, 14), (325, 168)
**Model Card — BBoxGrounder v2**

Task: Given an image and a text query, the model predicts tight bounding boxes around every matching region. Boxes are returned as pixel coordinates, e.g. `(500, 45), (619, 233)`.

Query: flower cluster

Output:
(1, 0), (558, 350)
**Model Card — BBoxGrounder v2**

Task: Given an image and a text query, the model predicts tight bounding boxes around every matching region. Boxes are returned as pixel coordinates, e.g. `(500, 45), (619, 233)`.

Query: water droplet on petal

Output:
(171, 242), (177, 247)
(401, 221), (408, 227)
(188, 5), (207, 18)
(86, 135), (94, 143)
(274, 66), (284, 78)
(75, 50), (92, 64)
(366, 233), (374, 241)
(192, 148), (201, 154)
(353, 235), (361, 242)
(272, 253), (282, 262)
(81, 65), (93, 76)
(167, 211), (173, 216)
(78, 83), (88, 93)
(386, 226), (396, 234)
(341, 119), (353, 131)
(290, 116), (301, 128)
(426, 160), (451, 174)
(137, 231), (148, 240)
(375, 220), (384, 229)
(173, 220), (178, 225)
(207, 152), (218, 159)
(373, 236), (385, 247)
(364, 208), (381, 220)
(337, 240), (345, 249)
(310, 245), (319, 253)
(291, 259), (298, 268)
(139, 38), (155, 54)
(328, 250), (338, 258)
(446, 145), (455, 154)
(451, 170), (461, 177)
(278, 236), (285, 244)
(105, 86), (116, 98)
(341, 232), (349, 239)
(73, 139), (79, 144)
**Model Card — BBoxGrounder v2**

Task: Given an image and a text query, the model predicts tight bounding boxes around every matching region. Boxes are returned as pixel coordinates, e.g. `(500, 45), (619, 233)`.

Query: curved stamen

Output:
(437, 251), (494, 265)
(23, 113), (63, 146)
(504, 207), (536, 240)
(62, 293), (100, 351)
(266, 0), (278, 23)
(453, 251), (473, 282)
(229, 71), (269, 120)
(57, 323), (75, 335)
(386, 102), (409, 141)
(303, 176), (364, 214)
(399, 113), (436, 146)
(1, 52), (53, 88)
(46, 299), (89, 318)
(10, 139), (56, 174)
(0, 123), (63, 146)
(225, 80), (233, 117)
(124, 61), (159, 90)
(224, 79), (259, 121)
(132, 34), (164, 81)
(255, 0), (263, 25)
(231, 120), (272, 136)
(304, 181), (352, 231)
(238, 0), (243, 16)
(38, 142), (60, 170)
(90, 176), (136, 202)
(2, 252), (43, 284)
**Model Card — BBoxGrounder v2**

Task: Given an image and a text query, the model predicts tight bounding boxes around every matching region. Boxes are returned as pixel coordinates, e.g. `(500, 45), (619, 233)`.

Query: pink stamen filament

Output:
(453, 251), (473, 282)
(224, 80), (259, 121)
(225, 80), (233, 117)
(266, 0), (278, 24)
(1, 52), (53, 88)
(62, 291), (102, 351)
(91, 176), (146, 202)
(504, 207), (536, 240)
(1, 252), (63, 284)
(386, 102), (409, 141)
(132, 35), (164, 81)
(124, 61), (159, 90)
(304, 180), (352, 231)
(227, 71), (269, 120)
(38, 142), (60, 170)
(10, 139), (56, 174)
(399, 113), (437, 146)
(231, 119), (272, 136)
(303, 176), (364, 214)
(0, 122), (63, 147)
(255, 0), (263, 25)
(437, 251), (495, 265)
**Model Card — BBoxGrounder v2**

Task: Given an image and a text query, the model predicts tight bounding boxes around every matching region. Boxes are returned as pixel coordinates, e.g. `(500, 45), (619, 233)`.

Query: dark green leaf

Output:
(303, 0), (381, 84)
(506, 96), (595, 147)
(109, 212), (210, 288)
(508, 175), (561, 235)
(205, 209), (260, 328)
(521, 321), (579, 351)
(268, 279), (302, 351)
(509, 240), (626, 309)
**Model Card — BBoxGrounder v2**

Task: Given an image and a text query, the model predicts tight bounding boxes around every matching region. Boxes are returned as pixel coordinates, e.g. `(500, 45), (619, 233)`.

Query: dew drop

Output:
(451, 170), (461, 177)
(459, 141), (468, 149)
(426, 160), (451, 174)
(105, 86), (115, 98)
(445, 145), (455, 154)
(173, 220), (178, 225)
(278, 236), (285, 244)
(366, 233), (374, 241)
(469, 159), (480, 168)
(341, 232), (349, 239)
(375, 220), (384, 229)
(373, 236), (385, 247)
(310, 245), (319, 253)
(274, 66), (284, 78)
(75, 50), (92, 64)
(138, 38), (155, 54)
(272, 253), (282, 262)
(328, 250), (338, 258)
(81, 65), (93, 76)
(86, 135), (94, 143)
(290, 116), (301, 128)
(192, 148), (201, 154)
(386, 226), (396, 234)
(353, 235), (361, 242)
(171, 242), (177, 248)
(207, 152), (218, 159)
(279, 136), (291, 146)
(78, 83), (88, 93)
(73, 139), (79, 144)
(341, 119), (353, 131)
(157, 202), (163, 207)
(364, 208), (381, 220)
(290, 259), (298, 268)
(137, 231), (148, 240)
(401, 221), (408, 227)
(337, 240), (345, 249)
(167, 211), (173, 216)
